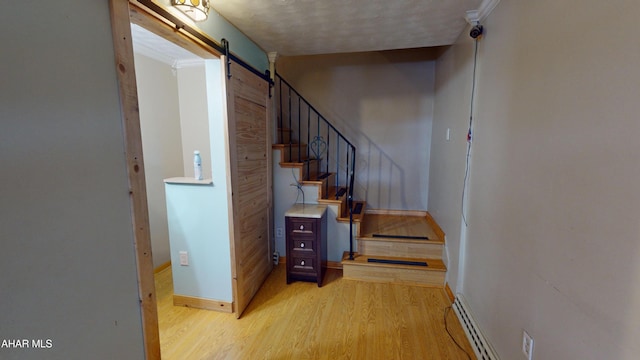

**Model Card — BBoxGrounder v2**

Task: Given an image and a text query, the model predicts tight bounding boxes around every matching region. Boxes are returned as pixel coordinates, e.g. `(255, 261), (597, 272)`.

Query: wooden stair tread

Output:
(279, 158), (319, 167)
(272, 143), (307, 149)
(337, 200), (366, 223)
(273, 143), (312, 163)
(299, 179), (324, 186)
(317, 198), (343, 205)
(300, 172), (332, 185)
(318, 186), (346, 204)
(358, 234), (444, 245)
(342, 252), (446, 272)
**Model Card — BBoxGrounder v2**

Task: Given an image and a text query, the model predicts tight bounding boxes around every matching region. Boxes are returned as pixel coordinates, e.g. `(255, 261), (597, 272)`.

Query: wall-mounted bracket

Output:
(265, 70), (273, 98)
(221, 38), (231, 79)
(465, 0), (500, 24)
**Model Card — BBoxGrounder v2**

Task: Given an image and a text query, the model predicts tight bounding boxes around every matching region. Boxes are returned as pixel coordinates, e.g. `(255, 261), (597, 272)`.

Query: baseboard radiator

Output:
(452, 295), (499, 360)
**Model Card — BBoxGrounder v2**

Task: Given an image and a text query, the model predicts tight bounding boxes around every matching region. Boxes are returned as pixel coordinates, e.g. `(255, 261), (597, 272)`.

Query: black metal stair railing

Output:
(276, 73), (357, 260)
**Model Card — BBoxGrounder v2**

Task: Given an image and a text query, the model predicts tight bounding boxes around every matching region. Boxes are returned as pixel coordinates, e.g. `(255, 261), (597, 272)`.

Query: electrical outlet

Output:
(179, 251), (188, 266)
(522, 330), (534, 360)
(276, 227), (283, 238)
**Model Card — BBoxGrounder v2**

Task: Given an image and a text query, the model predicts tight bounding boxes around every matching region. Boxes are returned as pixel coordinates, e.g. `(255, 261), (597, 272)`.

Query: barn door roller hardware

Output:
(221, 38), (232, 79)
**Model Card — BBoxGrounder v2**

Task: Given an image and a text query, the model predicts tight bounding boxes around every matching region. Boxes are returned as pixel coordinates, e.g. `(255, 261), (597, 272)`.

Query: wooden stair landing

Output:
(342, 212), (447, 287)
(359, 213), (442, 242)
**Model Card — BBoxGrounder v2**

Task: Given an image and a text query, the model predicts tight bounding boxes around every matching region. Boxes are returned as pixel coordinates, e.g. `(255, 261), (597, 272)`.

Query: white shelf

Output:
(164, 177), (213, 185)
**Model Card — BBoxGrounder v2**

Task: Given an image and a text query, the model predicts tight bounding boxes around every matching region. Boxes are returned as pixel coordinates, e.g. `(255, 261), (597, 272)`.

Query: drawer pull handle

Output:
(301, 260), (305, 266)
(300, 243), (305, 248)
(299, 225), (304, 230)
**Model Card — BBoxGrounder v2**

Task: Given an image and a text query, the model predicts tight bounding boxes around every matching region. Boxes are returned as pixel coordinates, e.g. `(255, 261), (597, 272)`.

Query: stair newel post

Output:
(336, 139), (340, 189)
(317, 115), (321, 152)
(288, 86), (293, 162)
(307, 104), (311, 179)
(318, 115), (331, 179)
(279, 77), (283, 138)
(297, 96), (301, 166)
(346, 143), (350, 200)
(348, 145), (356, 260)
(326, 122), (330, 197)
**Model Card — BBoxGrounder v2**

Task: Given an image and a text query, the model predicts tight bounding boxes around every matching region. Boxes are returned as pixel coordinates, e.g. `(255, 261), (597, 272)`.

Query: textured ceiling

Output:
(210, 0), (482, 56)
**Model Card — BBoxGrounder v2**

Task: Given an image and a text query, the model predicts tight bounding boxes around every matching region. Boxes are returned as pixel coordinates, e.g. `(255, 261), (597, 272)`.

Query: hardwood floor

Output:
(156, 265), (476, 359)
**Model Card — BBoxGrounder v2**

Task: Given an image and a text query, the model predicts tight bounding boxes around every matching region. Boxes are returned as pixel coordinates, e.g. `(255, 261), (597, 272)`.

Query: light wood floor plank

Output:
(156, 265), (475, 359)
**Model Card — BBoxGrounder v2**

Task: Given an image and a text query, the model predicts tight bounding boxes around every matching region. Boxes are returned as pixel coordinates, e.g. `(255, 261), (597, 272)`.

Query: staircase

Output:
(341, 212), (446, 287)
(273, 74), (446, 288)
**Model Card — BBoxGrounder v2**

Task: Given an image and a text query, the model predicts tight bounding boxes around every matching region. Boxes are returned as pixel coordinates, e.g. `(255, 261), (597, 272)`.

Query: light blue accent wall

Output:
(157, 0), (269, 72)
(165, 182), (232, 301)
(165, 59), (233, 303)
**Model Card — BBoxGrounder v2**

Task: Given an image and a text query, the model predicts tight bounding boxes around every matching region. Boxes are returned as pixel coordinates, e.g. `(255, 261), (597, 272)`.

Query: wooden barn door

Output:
(224, 59), (273, 318)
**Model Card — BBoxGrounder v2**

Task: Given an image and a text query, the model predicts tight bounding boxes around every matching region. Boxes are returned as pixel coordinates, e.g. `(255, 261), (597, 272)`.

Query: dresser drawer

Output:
(291, 239), (315, 252)
(289, 218), (316, 236)
(289, 255), (317, 274)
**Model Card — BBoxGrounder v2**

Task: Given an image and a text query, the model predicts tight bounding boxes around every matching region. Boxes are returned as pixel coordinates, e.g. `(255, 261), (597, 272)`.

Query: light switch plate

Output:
(522, 330), (533, 360)
(179, 251), (188, 266)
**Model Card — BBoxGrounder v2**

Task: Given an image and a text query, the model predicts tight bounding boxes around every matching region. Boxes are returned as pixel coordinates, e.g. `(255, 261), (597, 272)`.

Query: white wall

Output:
(135, 53), (184, 268)
(430, 0), (640, 359)
(178, 64), (212, 179)
(0, 2), (144, 359)
(428, 33), (475, 294)
(273, 149), (352, 262)
(278, 50), (437, 211)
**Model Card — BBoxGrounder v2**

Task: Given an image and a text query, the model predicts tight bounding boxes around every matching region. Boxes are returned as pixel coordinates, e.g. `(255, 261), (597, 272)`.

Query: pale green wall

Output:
(0, 2), (144, 359)
(155, 0), (269, 72)
(430, 0), (640, 359)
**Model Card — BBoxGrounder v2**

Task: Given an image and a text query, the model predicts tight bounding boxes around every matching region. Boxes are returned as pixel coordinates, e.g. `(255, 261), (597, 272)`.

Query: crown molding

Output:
(133, 42), (176, 67)
(175, 58), (206, 68)
(466, 0), (500, 24)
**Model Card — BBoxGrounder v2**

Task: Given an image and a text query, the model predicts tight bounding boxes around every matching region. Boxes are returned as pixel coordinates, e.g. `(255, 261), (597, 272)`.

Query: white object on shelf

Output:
(193, 150), (203, 180)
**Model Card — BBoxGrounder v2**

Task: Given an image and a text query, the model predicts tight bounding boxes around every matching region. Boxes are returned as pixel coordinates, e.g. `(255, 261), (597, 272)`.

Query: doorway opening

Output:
(110, 2), (273, 357)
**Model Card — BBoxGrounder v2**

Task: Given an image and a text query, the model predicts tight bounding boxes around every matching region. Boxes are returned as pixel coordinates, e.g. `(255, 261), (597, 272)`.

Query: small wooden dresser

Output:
(285, 204), (328, 287)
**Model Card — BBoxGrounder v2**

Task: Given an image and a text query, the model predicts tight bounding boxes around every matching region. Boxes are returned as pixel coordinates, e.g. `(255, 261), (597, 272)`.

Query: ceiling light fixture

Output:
(172, 0), (210, 22)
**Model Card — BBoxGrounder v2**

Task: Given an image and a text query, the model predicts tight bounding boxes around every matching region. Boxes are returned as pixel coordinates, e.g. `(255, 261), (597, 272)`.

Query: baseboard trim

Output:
(452, 294), (499, 360)
(173, 294), (233, 313)
(154, 261), (171, 274)
(445, 282), (455, 303)
(365, 209), (427, 217)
